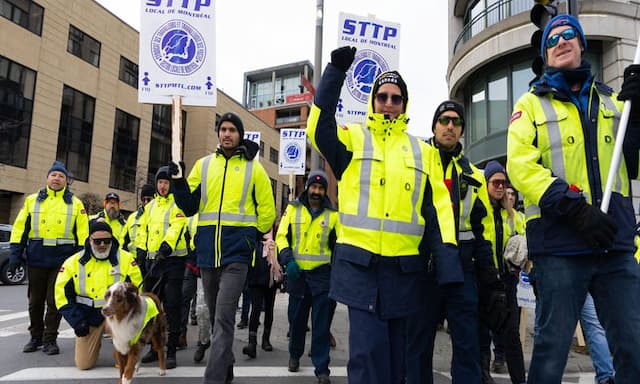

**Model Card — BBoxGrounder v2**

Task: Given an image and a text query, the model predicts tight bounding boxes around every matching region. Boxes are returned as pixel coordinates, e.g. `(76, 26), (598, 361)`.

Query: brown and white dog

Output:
(101, 281), (167, 384)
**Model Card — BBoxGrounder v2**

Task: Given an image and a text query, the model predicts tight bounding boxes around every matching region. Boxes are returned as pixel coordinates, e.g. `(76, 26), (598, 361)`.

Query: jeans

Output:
(202, 263), (248, 384)
(527, 252), (640, 384)
(581, 293), (615, 383)
(288, 283), (331, 377)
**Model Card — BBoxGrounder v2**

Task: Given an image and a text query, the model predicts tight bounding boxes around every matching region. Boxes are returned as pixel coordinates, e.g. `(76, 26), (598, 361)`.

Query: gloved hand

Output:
(169, 160), (186, 180)
(157, 242), (172, 261)
(618, 64), (640, 102)
(136, 248), (148, 265)
(7, 262), (20, 276)
(74, 320), (90, 337)
(567, 199), (617, 248)
(485, 290), (511, 334)
(285, 260), (301, 282)
(330, 46), (356, 73)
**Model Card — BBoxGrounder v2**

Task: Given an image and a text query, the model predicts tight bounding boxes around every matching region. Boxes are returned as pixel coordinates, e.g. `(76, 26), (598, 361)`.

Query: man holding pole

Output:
(507, 14), (640, 384)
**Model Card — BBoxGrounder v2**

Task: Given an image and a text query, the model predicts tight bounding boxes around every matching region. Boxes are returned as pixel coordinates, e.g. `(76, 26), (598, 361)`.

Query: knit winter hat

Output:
(371, 71), (408, 110)
(432, 100), (465, 133)
(216, 112), (245, 138)
(541, 14), (587, 63)
(89, 221), (112, 236)
(484, 160), (506, 182)
(140, 184), (155, 198)
(305, 170), (328, 190)
(48, 161), (68, 177)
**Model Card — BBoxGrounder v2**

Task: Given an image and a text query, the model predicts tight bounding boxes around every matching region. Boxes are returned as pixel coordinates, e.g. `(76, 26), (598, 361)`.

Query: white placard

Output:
(245, 131), (261, 162)
(279, 129), (306, 175)
(516, 271), (536, 309)
(139, 0), (217, 106)
(336, 13), (401, 125)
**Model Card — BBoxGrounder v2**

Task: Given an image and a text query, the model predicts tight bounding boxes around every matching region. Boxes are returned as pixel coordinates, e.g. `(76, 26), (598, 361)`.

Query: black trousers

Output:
(144, 257), (185, 348)
(27, 266), (62, 342)
(248, 285), (277, 334)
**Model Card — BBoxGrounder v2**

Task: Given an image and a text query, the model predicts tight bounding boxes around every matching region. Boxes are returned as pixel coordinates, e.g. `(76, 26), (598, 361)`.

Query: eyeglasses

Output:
(438, 116), (463, 127)
(546, 28), (577, 49)
(490, 180), (507, 188)
(91, 238), (112, 245)
(374, 92), (403, 106)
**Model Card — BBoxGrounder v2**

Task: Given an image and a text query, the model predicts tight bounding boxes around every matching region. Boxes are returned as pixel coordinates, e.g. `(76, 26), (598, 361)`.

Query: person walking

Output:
(406, 100), (503, 384)
(9, 160), (89, 355)
(136, 166), (189, 369)
(54, 221), (142, 369)
(507, 14), (640, 384)
(121, 184), (155, 274)
(306, 46), (459, 384)
(170, 112), (276, 384)
(275, 170), (338, 384)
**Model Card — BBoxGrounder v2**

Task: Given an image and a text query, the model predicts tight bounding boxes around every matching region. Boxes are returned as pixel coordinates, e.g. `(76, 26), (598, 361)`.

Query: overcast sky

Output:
(96, 0), (448, 136)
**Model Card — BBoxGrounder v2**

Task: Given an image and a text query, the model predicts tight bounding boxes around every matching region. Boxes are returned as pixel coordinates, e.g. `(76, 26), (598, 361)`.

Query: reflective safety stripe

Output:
(539, 97), (566, 181)
(525, 204), (541, 218)
(459, 182), (473, 233)
(77, 250), (121, 308)
(345, 130), (423, 236)
(600, 94), (623, 194)
(293, 209), (330, 263)
(200, 154), (256, 224)
(33, 198), (75, 243)
(459, 231), (475, 241)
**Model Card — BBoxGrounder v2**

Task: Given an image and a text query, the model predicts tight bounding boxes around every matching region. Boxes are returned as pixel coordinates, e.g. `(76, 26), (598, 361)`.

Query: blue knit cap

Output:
(541, 14), (587, 63)
(48, 160), (68, 177)
(484, 160), (506, 182)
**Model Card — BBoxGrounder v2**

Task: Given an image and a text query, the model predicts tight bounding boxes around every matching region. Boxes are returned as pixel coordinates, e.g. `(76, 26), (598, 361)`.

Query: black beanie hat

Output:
(89, 221), (112, 236)
(216, 112), (245, 139)
(140, 184), (155, 198)
(305, 169), (328, 190)
(432, 100), (465, 133)
(371, 71), (408, 110)
(155, 166), (171, 182)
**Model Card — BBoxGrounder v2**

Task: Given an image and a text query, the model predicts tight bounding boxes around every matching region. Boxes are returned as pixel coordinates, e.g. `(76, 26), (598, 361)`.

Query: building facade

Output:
(0, 0), (291, 224)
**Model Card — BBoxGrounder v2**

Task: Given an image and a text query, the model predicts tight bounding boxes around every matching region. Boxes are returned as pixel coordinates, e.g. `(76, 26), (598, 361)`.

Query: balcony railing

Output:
(453, 0), (530, 54)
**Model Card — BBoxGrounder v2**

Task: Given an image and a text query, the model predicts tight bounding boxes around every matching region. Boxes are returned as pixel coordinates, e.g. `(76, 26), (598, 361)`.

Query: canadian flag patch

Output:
(510, 111), (522, 124)
(58, 267), (64, 273)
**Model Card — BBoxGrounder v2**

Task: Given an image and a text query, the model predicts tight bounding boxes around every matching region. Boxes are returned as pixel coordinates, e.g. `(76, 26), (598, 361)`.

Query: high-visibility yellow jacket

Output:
(10, 186), (89, 268)
(55, 245), (142, 329)
(135, 194), (188, 259)
(507, 76), (637, 256)
(172, 143), (276, 268)
(90, 209), (126, 244)
(121, 207), (146, 252)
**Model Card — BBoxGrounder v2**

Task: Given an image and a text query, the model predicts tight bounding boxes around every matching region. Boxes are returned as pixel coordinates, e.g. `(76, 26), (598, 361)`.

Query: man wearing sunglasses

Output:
(307, 46), (459, 384)
(507, 13), (640, 384)
(54, 221), (142, 370)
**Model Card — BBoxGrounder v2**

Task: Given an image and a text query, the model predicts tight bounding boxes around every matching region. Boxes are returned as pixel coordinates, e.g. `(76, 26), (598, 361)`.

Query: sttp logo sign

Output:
(279, 129), (306, 175)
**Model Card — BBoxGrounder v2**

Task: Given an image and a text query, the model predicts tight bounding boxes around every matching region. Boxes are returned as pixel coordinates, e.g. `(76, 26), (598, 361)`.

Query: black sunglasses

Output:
(546, 28), (577, 49)
(438, 116), (463, 127)
(490, 180), (507, 188)
(375, 92), (404, 106)
(91, 237), (112, 245)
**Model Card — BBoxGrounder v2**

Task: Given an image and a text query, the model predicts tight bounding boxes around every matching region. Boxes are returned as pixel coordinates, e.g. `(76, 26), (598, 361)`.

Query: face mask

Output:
(91, 244), (112, 260)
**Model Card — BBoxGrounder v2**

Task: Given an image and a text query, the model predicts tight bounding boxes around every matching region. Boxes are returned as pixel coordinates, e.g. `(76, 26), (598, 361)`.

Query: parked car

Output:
(0, 224), (27, 285)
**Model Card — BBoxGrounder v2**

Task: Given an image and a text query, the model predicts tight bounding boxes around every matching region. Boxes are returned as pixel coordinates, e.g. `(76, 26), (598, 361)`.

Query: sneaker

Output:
(317, 373), (331, 384)
(491, 357), (507, 374)
(236, 320), (248, 329)
(193, 342), (210, 363)
(23, 338), (43, 353)
(288, 358), (300, 372)
(42, 341), (60, 355)
(141, 348), (158, 363)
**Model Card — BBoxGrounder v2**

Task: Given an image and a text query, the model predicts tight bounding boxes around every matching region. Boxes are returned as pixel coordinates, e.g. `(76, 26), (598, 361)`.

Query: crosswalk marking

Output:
(0, 310), (75, 338)
(0, 311), (28, 322)
(0, 366), (349, 381)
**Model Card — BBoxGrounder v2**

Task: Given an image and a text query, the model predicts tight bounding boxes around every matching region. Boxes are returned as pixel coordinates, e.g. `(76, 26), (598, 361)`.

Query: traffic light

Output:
(530, 0), (558, 78)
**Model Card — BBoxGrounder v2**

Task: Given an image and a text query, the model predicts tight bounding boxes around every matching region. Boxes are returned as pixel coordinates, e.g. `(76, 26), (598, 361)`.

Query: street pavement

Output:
(0, 283), (597, 383)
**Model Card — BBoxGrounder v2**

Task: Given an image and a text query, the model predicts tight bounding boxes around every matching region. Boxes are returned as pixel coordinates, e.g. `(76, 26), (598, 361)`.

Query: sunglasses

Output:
(91, 238), (112, 245)
(546, 28), (577, 49)
(438, 116), (463, 127)
(375, 92), (404, 106)
(490, 180), (507, 188)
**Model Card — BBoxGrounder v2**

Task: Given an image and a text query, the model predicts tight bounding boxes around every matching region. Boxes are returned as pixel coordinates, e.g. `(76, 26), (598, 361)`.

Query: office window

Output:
(0, 55), (36, 168)
(119, 56), (138, 88)
(148, 104), (186, 183)
(56, 85), (95, 182)
(276, 108), (301, 125)
(470, 79), (487, 143)
(281, 184), (290, 213)
(488, 70), (508, 134)
(270, 177), (277, 198)
(110, 109), (140, 192)
(0, 0), (43, 35)
(260, 140), (265, 157)
(67, 25), (101, 67)
(269, 147), (278, 164)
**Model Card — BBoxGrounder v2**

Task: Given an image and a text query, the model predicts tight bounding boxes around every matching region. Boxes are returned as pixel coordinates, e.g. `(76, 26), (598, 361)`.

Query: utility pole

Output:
(309, 0), (324, 171)
(567, 0), (579, 17)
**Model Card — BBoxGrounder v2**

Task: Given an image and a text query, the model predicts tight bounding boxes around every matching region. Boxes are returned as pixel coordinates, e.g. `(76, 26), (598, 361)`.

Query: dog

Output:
(101, 281), (167, 384)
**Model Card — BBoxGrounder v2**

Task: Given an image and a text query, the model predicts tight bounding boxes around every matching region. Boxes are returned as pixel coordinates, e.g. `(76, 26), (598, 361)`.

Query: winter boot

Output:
(242, 332), (257, 358)
(481, 351), (496, 384)
(166, 347), (177, 370)
(261, 327), (273, 351)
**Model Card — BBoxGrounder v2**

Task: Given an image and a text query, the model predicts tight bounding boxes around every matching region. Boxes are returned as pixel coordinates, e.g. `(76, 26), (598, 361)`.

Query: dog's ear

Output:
(125, 283), (139, 307)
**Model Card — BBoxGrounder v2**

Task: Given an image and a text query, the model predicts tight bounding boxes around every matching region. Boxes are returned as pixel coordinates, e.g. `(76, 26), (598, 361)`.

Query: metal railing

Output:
(453, 0), (530, 54)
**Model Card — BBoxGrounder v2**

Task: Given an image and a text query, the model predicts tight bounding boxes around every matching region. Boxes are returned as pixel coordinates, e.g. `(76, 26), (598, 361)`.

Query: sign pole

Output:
(171, 95), (182, 162)
(289, 172), (295, 201)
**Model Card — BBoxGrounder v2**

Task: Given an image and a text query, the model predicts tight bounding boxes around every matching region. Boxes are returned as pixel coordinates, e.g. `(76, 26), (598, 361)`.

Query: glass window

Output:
(269, 177), (277, 198)
(470, 79), (487, 142)
(275, 108), (301, 124)
(511, 62), (534, 105)
(0, 0), (43, 35)
(281, 184), (289, 213)
(56, 85), (95, 182)
(250, 79), (274, 108)
(259, 140), (265, 157)
(0, 55), (35, 168)
(488, 71), (508, 134)
(269, 147), (278, 164)
(67, 25), (101, 67)
(119, 56), (138, 89)
(148, 104), (186, 183)
(110, 109), (140, 192)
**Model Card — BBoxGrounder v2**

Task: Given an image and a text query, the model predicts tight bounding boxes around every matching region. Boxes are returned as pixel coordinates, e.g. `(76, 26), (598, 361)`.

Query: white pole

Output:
(171, 95), (183, 162)
(601, 34), (640, 213)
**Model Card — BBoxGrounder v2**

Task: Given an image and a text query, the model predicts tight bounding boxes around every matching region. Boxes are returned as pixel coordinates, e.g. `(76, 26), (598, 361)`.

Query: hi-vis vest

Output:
(508, 84), (628, 223)
(276, 202), (338, 270)
(136, 195), (188, 259)
(130, 296), (159, 345)
(334, 125), (457, 256)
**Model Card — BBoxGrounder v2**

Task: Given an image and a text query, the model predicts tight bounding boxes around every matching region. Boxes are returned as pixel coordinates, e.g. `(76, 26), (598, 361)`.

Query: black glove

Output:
(330, 46), (356, 73)
(567, 199), (617, 248)
(618, 64), (640, 102)
(7, 262), (20, 276)
(484, 290), (511, 334)
(136, 248), (148, 264)
(74, 320), (90, 337)
(169, 160), (186, 180)
(157, 242), (172, 260)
